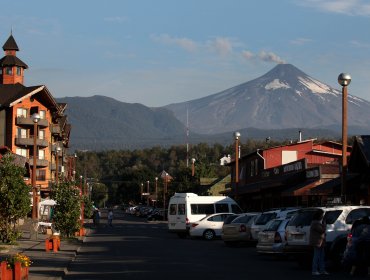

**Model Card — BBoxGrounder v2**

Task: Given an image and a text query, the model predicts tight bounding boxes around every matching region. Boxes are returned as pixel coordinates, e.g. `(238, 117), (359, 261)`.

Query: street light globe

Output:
(191, 158), (196, 163)
(31, 113), (41, 123)
(234, 131), (241, 140)
(338, 73), (351, 86)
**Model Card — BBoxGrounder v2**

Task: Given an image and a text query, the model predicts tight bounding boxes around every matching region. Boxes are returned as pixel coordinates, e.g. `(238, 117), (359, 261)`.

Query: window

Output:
(17, 128), (27, 138)
(215, 203), (229, 213)
(231, 204), (243, 214)
(16, 67), (21, 76)
(178, 204), (185, 215)
(324, 210), (342, 224)
(39, 130), (45, 140)
(255, 212), (277, 225)
(5, 67), (12, 75)
(345, 208), (370, 224)
(16, 108), (27, 117)
(169, 204), (177, 215)
(36, 169), (46, 181)
(16, 148), (27, 157)
(39, 110), (46, 119)
(191, 204), (214, 215)
(233, 215), (254, 224)
(208, 215), (223, 222)
(38, 149), (45, 160)
(250, 160), (255, 177)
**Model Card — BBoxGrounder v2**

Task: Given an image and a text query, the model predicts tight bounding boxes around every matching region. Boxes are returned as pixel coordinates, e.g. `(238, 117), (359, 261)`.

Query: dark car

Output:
(147, 209), (166, 221)
(342, 216), (370, 276)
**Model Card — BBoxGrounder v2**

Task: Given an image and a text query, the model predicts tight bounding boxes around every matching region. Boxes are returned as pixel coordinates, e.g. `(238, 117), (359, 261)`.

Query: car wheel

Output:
(203, 229), (215, 240)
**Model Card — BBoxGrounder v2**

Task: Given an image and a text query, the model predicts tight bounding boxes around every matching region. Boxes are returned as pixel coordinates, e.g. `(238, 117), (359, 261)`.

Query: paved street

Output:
(63, 209), (355, 280)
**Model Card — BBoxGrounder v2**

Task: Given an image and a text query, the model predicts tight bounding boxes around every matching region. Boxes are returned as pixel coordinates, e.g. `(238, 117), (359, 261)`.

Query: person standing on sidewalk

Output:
(309, 209), (329, 276)
(107, 209), (113, 227)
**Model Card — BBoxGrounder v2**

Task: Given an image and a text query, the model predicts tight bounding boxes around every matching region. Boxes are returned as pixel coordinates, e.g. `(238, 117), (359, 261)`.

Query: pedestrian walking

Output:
(108, 209), (113, 227)
(309, 209), (329, 276)
(95, 209), (101, 227)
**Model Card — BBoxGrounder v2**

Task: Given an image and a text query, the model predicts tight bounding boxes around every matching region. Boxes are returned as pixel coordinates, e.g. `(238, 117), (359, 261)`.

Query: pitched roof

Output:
(2, 34), (19, 51)
(0, 55), (28, 68)
(0, 83), (58, 111)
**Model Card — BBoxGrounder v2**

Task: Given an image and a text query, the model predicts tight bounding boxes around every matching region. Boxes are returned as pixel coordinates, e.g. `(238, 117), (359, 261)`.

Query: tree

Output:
(0, 154), (30, 243)
(51, 181), (81, 237)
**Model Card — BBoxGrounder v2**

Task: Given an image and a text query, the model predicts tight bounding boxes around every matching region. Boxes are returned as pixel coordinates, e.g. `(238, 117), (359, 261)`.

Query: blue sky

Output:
(2, 0), (370, 107)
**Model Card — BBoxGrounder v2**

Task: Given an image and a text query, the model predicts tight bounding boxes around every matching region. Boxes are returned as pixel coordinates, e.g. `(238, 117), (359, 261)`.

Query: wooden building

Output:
(0, 33), (71, 197)
(224, 139), (350, 211)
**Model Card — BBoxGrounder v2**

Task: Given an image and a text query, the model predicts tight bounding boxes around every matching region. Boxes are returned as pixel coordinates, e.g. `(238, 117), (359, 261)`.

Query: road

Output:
(64, 209), (352, 280)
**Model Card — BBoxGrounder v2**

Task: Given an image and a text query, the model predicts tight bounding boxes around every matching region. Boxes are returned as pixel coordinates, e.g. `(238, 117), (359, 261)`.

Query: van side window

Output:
(178, 204), (185, 215)
(231, 204), (243, 214)
(191, 204), (214, 215)
(169, 204), (177, 215)
(215, 203), (229, 213)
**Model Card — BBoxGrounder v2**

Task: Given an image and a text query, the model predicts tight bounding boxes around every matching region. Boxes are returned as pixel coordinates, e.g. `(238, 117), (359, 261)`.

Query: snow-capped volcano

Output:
(165, 64), (370, 134)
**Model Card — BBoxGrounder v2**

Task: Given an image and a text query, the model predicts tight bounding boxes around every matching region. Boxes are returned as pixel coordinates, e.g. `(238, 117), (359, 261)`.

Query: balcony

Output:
(15, 116), (48, 128)
(29, 157), (49, 168)
(51, 124), (61, 136)
(15, 135), (48, 148)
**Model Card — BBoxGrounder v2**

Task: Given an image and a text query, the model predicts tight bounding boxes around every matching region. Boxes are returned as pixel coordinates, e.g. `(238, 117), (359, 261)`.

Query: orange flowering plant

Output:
(5, 253), (32, 269)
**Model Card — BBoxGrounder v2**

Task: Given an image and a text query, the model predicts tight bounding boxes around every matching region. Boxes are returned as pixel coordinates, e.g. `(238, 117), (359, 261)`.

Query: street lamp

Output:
(191, 158), (196, 177)
(147, 180), (150, 206)
(31, 113), (40, 221)
(234, 131), (241, 200)
(55, 146), (61, 184)
(140, 183), (143, 203)
(338, 73), (351, 204)
(163, 173), (168, 221)
(155, 177), (158, 207)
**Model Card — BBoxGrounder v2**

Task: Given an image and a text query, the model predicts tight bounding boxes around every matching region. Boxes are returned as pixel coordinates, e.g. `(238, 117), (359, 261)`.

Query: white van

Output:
(168, 193), (242, 238)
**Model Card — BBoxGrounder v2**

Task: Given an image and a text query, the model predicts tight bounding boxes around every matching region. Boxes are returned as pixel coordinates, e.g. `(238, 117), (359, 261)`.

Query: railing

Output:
(15, 116), (48, 128)
(15, 135), (48, 147)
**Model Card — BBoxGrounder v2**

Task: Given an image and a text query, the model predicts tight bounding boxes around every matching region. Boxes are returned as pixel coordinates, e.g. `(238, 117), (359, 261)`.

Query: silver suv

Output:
(284, 206), (370, 266)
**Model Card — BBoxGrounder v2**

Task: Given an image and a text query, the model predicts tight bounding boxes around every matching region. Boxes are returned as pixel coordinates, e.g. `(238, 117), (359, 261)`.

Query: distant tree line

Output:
(75, 137), (342, 207)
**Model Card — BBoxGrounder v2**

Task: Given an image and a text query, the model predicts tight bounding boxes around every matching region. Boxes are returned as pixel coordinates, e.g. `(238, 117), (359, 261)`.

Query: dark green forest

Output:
(74, 137), (343, 208)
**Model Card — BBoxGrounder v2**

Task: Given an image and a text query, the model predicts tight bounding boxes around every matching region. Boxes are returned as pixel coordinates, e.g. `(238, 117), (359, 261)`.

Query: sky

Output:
(1, 0), (370, 107)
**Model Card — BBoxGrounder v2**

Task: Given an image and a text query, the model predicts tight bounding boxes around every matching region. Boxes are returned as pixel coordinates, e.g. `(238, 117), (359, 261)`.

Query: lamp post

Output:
(31, 113), (40, 221)
(140, 183), (143, 203)
(338, 73), (351, 204)
(163, 173), (168, 221)
(191, 158), (196, 177)
(55, 146), (61, 184)
(147, 180), (150, 206)
(155, 177), (158, 207)
(234, 131), (241, 200)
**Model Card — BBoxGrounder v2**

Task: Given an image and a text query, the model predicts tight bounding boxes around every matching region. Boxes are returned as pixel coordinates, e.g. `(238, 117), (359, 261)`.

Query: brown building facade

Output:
(0, 34), (71, 196)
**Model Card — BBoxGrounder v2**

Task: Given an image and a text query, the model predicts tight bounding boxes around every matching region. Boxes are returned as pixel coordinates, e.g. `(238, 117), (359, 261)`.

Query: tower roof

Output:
(0, 55), (28, 68)
(3, 34), (19, 51)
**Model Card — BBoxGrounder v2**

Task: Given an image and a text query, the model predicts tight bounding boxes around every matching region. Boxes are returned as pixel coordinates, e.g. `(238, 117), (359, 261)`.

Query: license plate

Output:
(171, 223), (176, 226)
(293, 234), (303, 240)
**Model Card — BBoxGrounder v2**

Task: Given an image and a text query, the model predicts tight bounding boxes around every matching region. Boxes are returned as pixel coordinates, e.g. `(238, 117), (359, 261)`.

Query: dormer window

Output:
(16, 66), (21, 76)
(5, 67), (12, 75)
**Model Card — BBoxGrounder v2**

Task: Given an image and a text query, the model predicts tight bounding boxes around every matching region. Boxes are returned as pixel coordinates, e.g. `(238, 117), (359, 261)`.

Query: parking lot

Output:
(64, 209), (355, 279)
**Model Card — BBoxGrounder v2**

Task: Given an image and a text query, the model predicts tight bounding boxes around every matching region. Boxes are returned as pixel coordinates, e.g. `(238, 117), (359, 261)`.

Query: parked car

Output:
(342, 216), (370, 276)
(189, 213), (235, 240)
(284, 205), (370, 267)
(256, 217), (290, 254)
(250, 208), (299, 241)
(147, 209), (166, 221)
(222, 213), (260, 246)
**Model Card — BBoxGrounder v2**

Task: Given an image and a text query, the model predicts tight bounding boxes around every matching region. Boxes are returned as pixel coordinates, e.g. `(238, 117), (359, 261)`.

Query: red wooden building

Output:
(224, 139), (350, 211)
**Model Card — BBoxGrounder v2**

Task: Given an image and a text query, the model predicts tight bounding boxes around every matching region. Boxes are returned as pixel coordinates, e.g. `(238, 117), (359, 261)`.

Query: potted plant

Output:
(1, 253), (31, 280)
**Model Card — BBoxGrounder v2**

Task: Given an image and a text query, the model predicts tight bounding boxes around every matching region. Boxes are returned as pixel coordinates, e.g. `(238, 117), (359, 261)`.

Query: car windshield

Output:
(224, 214), (240, 224)
(265, 219), (283, 231)
(288, 209), (320, 227)
(233, 215), (254, 224)
(255, 212), (277, 225)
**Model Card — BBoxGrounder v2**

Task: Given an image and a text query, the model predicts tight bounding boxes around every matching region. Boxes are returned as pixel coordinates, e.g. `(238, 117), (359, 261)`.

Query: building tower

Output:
(0, 33), (28, 85)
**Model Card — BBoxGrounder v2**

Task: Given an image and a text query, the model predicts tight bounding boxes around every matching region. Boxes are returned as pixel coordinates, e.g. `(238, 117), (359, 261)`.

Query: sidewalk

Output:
(0, 226), (91, 280)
